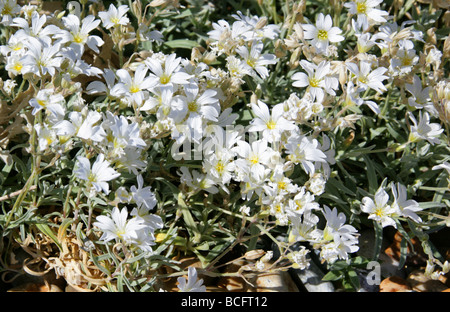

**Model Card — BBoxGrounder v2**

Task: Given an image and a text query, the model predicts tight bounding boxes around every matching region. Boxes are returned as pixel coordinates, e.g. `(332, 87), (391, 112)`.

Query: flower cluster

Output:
(0, 0), (448, 292)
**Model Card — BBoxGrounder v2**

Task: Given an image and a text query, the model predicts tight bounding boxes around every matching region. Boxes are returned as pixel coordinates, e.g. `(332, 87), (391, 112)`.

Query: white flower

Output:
(426, 47), (443, 68)
(321, 206), (359, 243)
(177, 267), (206, 292)
(1, 33), (25, 57)
(234, 139), (272, 175)
(0, 0), (21, 26)
(2, 79), (16, 95)
(408, 111), (443, 145)
(29, 88), (65, 116)
(288, 210), (321, 243)
(35, 123), (56, 152)
(182, 83), (220, 123)
(74, 153), (120, 195)
(98, 4), (130, 29)
(302, 13), (344, 55)
(20, 37), (63, 77)
(316, 206), (360, 263)
(145, 53), (193, 90)
(255, 260), (265, 271)
(179, 167), (219, 194)
(86, 69), (123, 98)
(287, 186), (319, 217)
(248, 100), (297, 143)
(59, 44), (103, 80)
(361, 186), (400, 228)
(390, 40), (419, 76)
(344, 81), (381, 114)
(113, 64), (154, 105)
(287, 246), (310, 270)
(129, 174), (157, 210)
(391, 183), (422, 223)
(231, 11), (280, 41)
(203, 152), (235, 186)
(285, 133), (327, 176)
(93, 207), (146, 243)
(12, 11), (61, 43)
(226, 55), (253, 80)
(136, 23), (163, 43)
(103, 113), (146, 157)
(344, 0), (389, 31)
(292, 60), (339, 103)
(264, 165), (298, 199)
(235, 41), (278, 79)
(239, 205), (251, 216)
(306, 173), (327, 196)
(56, 14), (104, 53)
(207, 19), (251, 55)
(54, 110), (106, 142)
(355, 32), (378, 53)
(405, 75), (436, 115)
(346, 61), (388, 93)
(115, 148), (147, 175)
(315, 134), (336, 177)
(319, 234), (359, 263)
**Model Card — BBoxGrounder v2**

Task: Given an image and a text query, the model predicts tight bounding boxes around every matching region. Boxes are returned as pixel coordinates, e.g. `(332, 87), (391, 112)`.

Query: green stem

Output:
(3, 169), (37, 230)
(204, 218), (249, 271)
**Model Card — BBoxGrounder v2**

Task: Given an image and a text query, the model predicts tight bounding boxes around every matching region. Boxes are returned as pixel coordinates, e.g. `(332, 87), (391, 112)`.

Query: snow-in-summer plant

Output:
(0, 0), (448, 292)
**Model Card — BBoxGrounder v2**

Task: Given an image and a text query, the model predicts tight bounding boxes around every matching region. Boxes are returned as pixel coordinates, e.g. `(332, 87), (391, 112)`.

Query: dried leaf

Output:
(244, 249), (265, 260)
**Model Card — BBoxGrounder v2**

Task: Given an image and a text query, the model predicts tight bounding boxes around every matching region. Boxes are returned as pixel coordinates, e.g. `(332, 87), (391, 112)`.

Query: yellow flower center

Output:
(116, 230), (125, 239)
(73, 33), (85, 44)
(249, 155), (259, 165)
(356, 2), (367, 14)
(358, 75), (368, 84)
(266, 120), (277, 130)
(317, 29), (328, 40)
(246, 57), (256, 68)
(374, 207), (384, 217)
(215, 161), (225, 174)
(88, 172), (97, 183)
(160, 74), (170, 85)
(188, 101), (198, 112)
(110, 17), (120, 25)
(13, 63), (23, 72)
(278, 181), (287, 190)
(309, 77), (320, 88)
(274, 204), (283, 213)
(295, 200), (303, 211)
(199, 179), (209, 189)
(106, 132), (114, 143)
(1, 4), (12, 15)
(323, 227), (334, 242)
(129, 85), (140, 93)
(400, 57), (413, 67)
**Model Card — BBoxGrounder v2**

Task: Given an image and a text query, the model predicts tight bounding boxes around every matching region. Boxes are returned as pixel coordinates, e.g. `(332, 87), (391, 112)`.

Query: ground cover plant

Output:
(0, 0), (449, 292)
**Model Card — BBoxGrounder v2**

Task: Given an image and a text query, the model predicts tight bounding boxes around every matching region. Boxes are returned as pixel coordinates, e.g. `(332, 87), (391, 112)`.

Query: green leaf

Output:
(372, 221), (384, 261)
(323, 270), (343, 281)
(177, 192), (201, 243)
(347, 269), (360, 290)
(36, 223), (62, 252)
(90, 248), (112, 277)
(164, 39), (199, 50)
(363, 155), (378, 193)
(398, 236), (408, 269)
